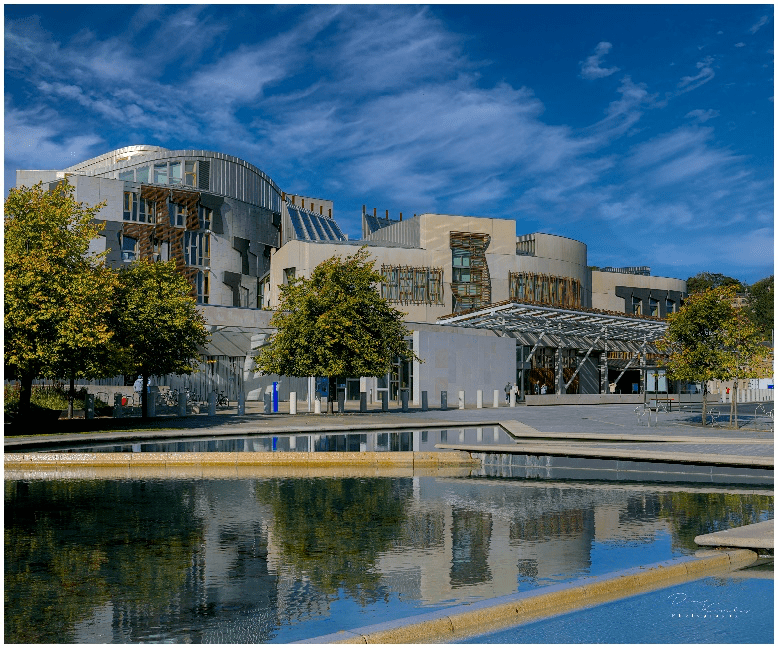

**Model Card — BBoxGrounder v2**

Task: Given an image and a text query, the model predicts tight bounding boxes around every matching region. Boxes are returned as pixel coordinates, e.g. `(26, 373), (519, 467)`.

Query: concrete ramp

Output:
(695, 519), (773, 551)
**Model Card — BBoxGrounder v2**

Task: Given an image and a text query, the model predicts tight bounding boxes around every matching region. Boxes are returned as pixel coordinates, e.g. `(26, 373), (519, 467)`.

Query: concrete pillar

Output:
(178, 392), (187, 416)
(289, 391), (297, 415)
(458, 390), (465, 409)
(510, 391), (516, 407)
(441, 391), (447, 411)
(493, 389), (499, 408)
(359, 392), (367, 412)
(114, 393), (124, 419)
(314, 397), (322, 414)
(401, 391), (409, 412)
(289, 436), (296, 450)
(264, 392), (271, 413)
(477, 390), (483, 408)
(421, 391), (428, 412)
(337, 391), (345, 413)
(237, 392), (245, 415)
(85, 394), (95, 420)
(208, 391), (216, 416)
(381, 391), (388, 411)
(476, 427), (483, 442)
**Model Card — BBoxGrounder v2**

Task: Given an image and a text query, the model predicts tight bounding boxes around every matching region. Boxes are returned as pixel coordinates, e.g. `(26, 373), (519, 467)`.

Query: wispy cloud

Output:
(678, 56), (715, 92)
(580, 42), (620, 80)
(685, 109), (720, 123)
(749, 15), (768, 34)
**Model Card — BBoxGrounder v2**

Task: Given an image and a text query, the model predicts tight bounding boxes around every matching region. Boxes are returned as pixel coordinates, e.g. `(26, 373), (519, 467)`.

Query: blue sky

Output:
(5, 4), (774, 283)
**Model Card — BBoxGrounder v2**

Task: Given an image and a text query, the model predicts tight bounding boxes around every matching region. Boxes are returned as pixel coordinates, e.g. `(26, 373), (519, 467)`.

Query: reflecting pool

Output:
(4, 476), (773, 643)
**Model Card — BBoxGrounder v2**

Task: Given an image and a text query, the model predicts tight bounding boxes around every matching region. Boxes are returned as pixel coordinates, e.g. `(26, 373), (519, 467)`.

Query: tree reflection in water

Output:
(4, 479), (203, 643)
(254, 477), (413, 605)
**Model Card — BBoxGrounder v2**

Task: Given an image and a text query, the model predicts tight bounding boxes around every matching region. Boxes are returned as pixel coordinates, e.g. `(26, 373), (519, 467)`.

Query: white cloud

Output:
(685, 109), (720, 123)
(749, 16), (768, 34)
(580, 42), (620, 80)
(678, 56), (715, 92)
(734, 42), (746, 48)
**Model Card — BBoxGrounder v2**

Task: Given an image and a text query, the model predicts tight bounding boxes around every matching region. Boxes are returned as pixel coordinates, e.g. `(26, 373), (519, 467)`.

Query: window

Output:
(284, 267), (296, 284)
(119, 169), (134, 182)
(185, 161), (197, 187)
(152, 237), (168, 262)
(632, 296), (642, 315)
(170, 203), (186, 227)
(666, 299), (675, 314)
(124, 191), (138, 220)
(198, 205), (212, 230)
(136, 166), (149, 183)
(169, 161), (182, 185)
(184, 231), (209, 267)
(650, 297), (659, 317)
(138, 198), (148, 223)
(121, 235), (137, 262)
(153, 162), (168, 185)
(196, 270), (209, 304)
(452, 249), (471, 282)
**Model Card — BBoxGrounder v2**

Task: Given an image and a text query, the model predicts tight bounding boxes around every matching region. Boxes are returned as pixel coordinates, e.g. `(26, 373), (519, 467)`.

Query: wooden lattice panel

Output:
(450, 231), (491, 308)
(171, 188), (201, 230)
(509, 272), (582, 309)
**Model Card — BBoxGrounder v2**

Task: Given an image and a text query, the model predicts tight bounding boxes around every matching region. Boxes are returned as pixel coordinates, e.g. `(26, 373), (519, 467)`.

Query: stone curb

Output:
(295, 549), (758, 644)
(3, 450), (480, 471)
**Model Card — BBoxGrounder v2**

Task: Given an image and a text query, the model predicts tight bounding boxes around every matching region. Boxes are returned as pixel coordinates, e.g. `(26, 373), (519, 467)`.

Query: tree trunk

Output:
(18, 371), (34, 420)
(68, 372), (75, 419)
(141, 373), (148, 419)
(701, 384), (708, 427)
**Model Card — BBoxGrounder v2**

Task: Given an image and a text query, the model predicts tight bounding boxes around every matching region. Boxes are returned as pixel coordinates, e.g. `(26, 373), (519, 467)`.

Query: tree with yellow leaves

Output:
(4, 181), (118, 421)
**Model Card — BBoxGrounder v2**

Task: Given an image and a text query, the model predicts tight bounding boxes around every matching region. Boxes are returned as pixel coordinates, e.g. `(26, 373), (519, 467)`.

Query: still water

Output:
(4, 476), (772, 643)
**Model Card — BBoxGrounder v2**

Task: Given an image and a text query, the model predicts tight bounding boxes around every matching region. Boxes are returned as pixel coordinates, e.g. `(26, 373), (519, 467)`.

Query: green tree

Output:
(255, 248), (418, 413)
(745, 275), (773, 340)
(658, 286), (736, 426)
(4, 181), (117, 421)
(111, 260), (209, 418)
(685, 271), (744, 294)
(721, 305), (772, 428)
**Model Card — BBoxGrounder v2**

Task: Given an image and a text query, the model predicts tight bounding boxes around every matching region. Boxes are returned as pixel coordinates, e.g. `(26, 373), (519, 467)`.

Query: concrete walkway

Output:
(695, 519), (774, 551)
(5, 403), (773, 469)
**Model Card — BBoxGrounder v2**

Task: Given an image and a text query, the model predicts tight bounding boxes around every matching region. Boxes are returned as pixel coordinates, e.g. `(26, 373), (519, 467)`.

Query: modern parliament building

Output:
(16, 146), (687, 405)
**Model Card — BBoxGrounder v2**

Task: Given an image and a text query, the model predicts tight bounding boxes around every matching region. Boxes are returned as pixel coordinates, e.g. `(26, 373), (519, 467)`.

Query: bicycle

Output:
(216, 391), (230, 407)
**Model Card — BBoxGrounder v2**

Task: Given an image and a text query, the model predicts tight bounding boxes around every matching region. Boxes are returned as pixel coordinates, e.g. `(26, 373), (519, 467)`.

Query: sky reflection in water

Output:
(4, 476), (773, 643)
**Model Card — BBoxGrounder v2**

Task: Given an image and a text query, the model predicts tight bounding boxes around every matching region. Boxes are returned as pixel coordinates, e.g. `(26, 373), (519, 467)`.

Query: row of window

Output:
(509, 272), (583, 309)
(123, 192), (212, 229)
(632, 296), (675, 317)
(121, 231), (210, 267)
(119, 160), (201, 187)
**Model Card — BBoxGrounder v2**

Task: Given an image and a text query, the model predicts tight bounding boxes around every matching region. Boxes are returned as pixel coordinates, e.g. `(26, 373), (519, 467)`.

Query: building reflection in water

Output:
(4, 476), (772, 643)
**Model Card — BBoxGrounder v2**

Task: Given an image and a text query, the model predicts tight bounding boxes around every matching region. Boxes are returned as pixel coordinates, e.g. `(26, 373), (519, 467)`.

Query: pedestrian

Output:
(133, 375), (143, 394)
(540, 384), (547, 395)
(504, 382), (512, 403)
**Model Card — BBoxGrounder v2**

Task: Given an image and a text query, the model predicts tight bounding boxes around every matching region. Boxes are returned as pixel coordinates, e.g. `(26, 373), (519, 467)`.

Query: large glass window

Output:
(452, 249), (471, 282)
(650, 297), (659, 317)
(153, 162), (168, 185)
(123, 192), (135, 221)
(136, 166), (149, 183)
(169, 161), (182, 185)
(121, 235), (137, 262)
(198, 206), (212, 230)
(169, 203), (186, 227)
(184, 231), (210, 267)
(666, 299), (675, 314)
(185, 161), (197, 187)
(119, 169), (134, 182)
(632, 296), (642, 315)
(196, 270), (209, 304)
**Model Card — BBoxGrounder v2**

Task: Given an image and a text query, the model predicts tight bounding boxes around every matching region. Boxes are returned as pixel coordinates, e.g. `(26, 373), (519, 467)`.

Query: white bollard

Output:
(477, 390), (483, 409)
(493, 389), (499, 408)
(289, 391), (297, 415)
(314, 398), (322, 414)
(510, 390), (517, 407)
(476, 427), (483, 442)
(458, 390), (465, 409)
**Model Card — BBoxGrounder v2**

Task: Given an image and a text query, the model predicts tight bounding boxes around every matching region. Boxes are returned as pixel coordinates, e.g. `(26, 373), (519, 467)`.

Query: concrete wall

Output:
(413, 325), (515, 407)
(591, 270), (687, 314)
(516, 233), (591, 307)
